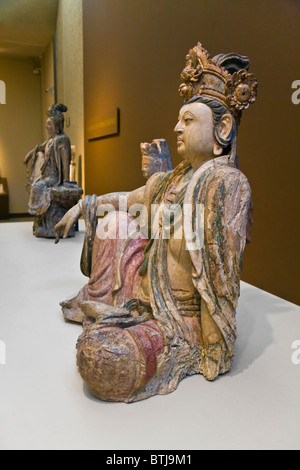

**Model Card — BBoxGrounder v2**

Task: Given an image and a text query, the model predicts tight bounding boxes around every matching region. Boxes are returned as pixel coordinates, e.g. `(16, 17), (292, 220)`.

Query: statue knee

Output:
(76, 321), (164, 402)
(96, 211), (136, 241)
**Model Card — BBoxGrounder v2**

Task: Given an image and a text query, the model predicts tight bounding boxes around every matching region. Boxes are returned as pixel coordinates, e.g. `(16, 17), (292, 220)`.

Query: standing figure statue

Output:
(140, 138), (173, 180)
(55, 43), (257, 403)
(24, 103), (83, 238)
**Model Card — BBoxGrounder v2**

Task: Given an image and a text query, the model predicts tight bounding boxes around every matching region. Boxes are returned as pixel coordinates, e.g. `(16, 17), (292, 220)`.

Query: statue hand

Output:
(54, 204), (81, 244)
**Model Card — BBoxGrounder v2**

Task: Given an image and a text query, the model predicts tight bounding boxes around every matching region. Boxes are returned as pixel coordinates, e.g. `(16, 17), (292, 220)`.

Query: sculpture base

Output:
(33, 184), (83, 239)
(33, 209), (77, 239)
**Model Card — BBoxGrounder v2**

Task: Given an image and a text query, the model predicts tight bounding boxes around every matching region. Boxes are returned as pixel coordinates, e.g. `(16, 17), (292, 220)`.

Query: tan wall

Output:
(55, 0), (85, 190)
(41, 40), (55, 141)
(82, 0), (300, 305)
(0, 57), (42, 213)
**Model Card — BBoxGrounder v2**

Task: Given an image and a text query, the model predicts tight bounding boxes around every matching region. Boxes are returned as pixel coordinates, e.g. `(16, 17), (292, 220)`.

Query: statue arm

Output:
(38, 141), (47, 151)
(198, 170), (252, 380)
(186, 163), (252, 380)
(95, 185), (146, 210)
(24, 146), (39, 165)
(24, 149), (35, 165)
(54, 185), (146, 243)
(60, 144), (71, 183)
(24, 141), (47, 165)
(56, 136), (71, 183)
(196, 171), (252, 351)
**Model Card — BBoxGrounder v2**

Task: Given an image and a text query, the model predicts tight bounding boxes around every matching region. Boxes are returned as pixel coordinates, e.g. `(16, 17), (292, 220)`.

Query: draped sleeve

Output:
(184, 157), (252, 355)
(80, 195), (98, 277)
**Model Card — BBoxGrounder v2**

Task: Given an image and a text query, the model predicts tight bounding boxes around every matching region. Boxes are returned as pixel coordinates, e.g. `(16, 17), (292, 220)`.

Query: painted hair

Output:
(47, 103), (68, 134)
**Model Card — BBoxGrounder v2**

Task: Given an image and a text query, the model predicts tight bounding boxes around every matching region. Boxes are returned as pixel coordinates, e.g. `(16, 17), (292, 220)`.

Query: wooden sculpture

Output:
(24, 104), (83, 238)
(55, 43), (257, 403)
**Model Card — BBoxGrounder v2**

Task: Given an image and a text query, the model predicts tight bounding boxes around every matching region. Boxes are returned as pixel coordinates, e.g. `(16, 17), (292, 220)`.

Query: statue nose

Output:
(174, 121), (183, 134)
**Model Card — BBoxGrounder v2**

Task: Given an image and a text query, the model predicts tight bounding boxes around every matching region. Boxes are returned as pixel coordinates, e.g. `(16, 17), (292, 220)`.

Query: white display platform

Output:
(0, 220), (299, 450)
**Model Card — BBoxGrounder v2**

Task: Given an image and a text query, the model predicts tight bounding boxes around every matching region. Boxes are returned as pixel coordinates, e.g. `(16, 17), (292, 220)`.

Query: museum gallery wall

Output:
(81, 0), (300, 306)
(0, 0), (299, 304)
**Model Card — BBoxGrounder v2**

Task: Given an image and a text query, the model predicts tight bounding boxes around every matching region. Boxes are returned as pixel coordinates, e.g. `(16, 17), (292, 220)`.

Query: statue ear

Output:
(213, 113), (233, 156)
(219, 114), (233, 139)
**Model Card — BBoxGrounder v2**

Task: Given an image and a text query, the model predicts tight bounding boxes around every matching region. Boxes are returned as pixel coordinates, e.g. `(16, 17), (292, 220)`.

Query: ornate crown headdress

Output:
(179, 42), (258, 122)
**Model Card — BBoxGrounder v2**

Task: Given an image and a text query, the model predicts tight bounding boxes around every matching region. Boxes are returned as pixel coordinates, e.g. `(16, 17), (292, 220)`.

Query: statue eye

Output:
(184, 117), (193, 124)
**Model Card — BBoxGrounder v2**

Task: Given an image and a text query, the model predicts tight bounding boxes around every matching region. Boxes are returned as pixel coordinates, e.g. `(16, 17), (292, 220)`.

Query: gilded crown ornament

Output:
(179, 42), (258, 121)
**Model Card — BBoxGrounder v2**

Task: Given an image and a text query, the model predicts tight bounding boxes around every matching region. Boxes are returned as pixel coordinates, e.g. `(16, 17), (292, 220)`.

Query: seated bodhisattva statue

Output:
(24, 104), (83, 238)
(54, 43), (258, 403)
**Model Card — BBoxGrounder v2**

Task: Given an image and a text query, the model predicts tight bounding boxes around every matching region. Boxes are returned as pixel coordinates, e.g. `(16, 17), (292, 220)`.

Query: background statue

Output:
(55, 43), (257, 403)
(140, 138), (173, 179)
(24, 104), (83, 238)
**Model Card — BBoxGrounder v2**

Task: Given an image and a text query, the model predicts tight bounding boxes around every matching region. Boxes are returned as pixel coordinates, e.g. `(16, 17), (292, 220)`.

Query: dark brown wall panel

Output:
(82, 0), (300, 305)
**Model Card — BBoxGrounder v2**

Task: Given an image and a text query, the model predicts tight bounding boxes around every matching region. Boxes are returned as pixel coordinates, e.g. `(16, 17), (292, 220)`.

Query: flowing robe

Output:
(65, 155), (252, 401)
(27, 134), (71, 215)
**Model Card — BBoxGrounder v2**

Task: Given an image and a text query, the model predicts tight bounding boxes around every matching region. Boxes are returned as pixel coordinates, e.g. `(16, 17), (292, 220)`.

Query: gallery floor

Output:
(0, 220), (299, 450)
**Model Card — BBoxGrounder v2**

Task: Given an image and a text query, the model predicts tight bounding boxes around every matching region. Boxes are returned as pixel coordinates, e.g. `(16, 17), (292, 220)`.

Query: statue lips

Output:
(177, 137), (184, 149)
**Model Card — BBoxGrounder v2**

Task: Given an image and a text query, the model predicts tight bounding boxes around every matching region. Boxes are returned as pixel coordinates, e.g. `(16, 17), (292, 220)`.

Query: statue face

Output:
(174, 102), (214, 166)
(141, 156), (162, 179)
(46, 117), (56, 138)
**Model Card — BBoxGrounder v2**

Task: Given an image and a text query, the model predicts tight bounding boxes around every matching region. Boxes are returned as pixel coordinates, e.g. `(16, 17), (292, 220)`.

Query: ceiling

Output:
(0, 0), (59, 59)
